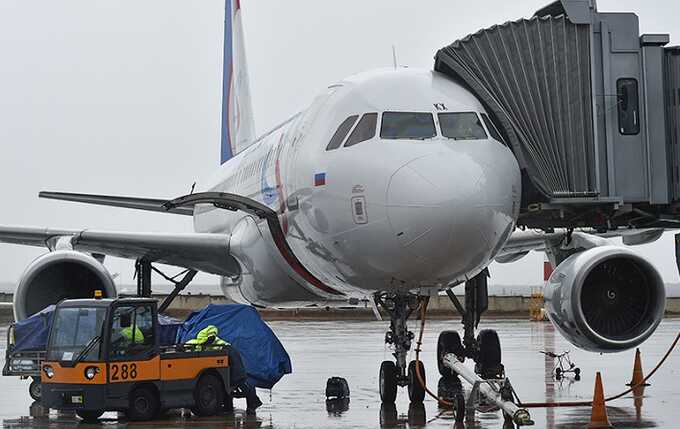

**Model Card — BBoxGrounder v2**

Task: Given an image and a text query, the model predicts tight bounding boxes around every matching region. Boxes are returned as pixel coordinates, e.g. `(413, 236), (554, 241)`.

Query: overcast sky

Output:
(1, 0), (679, 294)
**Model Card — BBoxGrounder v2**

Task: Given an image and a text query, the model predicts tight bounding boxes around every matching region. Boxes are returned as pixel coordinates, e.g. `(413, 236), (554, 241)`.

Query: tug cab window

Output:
(617, 78), (640, 135)
(345, 113), (378, 147)
(438, 112), (487, 140)
(380, 112), (436, 140)
(326, 115), (358, 150)
(109, 304), (155, 361)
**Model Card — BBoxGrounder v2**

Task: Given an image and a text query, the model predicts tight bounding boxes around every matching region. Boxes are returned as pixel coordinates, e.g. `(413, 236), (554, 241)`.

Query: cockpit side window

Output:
(480, 113), (506, 145)
(345, 113), (378, 147)
(326, 115), (359, 150)
(380, 112), (436, 140)
(438, 112), (487, 140)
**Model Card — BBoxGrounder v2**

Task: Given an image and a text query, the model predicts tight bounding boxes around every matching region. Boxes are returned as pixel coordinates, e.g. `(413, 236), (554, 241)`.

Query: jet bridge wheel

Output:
(379, 361), (398, 403)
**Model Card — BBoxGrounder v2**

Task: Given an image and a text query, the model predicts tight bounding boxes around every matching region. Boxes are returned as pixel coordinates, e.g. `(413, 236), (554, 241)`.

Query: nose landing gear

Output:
(439, 269), (505, 380)
(375, 293), (427, 403)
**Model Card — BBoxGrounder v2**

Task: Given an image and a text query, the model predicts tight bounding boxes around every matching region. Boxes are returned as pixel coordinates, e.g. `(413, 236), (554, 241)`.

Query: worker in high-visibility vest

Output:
(120, 325), (144, 343)
(185, 325), (262, 414)
(184, 325), (225, 350)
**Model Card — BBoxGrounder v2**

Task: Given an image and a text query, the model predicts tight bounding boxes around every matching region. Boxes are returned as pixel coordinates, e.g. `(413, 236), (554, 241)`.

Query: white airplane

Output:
(0, 0), (667, 404)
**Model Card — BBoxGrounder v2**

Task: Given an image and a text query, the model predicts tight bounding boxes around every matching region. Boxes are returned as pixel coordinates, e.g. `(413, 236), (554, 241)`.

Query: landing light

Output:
(94, 290), (103, 299)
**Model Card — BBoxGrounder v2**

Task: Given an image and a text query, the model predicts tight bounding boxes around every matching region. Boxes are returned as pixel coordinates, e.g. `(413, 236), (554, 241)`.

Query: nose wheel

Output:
(375, 293), (428, 404)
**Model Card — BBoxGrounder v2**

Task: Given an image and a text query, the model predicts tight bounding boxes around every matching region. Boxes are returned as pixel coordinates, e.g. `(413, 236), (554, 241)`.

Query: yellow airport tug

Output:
(40, 296), (230, 422)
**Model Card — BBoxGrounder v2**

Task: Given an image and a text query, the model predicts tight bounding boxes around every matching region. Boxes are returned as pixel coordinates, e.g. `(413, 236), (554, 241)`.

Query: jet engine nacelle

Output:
(13, 251), (117, 320)
(544, 245), (665, 353)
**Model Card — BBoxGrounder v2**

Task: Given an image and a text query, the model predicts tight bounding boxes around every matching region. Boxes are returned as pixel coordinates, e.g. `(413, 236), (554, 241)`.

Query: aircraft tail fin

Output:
(221, 0), (256, 164)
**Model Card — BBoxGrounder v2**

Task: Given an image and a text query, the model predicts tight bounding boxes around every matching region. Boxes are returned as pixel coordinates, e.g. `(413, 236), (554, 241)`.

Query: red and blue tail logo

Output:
(220, 0), (255, 164)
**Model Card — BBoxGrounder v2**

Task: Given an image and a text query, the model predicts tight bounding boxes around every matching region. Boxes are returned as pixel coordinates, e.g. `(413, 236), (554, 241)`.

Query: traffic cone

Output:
(626, 348), (650, 387)
(587, 372), (614, 429)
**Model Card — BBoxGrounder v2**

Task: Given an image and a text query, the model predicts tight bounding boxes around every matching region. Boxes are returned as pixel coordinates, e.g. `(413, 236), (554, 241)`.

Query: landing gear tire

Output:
(453, 393), (466, 424)
(437, 375), (463, 405)
(437, 330), (464, 376)
(76, 410), (104, 422)
(476, 329), (503, 379)
(379, 361), (398, 403)
(555, 367), (562, 380)
(128, 386), (160, 421)
(28, 378), (41, 401)
(574, 367), (581, 380)
(379, 403), (397, 426)
(192, 374), (225, 417)
(407, 360), (426, 403)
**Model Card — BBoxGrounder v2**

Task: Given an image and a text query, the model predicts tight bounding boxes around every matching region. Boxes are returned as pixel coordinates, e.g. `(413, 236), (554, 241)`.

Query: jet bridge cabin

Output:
(435, 0), (680, 230)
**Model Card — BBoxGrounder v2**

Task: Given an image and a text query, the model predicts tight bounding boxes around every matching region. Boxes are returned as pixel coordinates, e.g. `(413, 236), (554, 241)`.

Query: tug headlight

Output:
(84, 367), (99, 380)
(43, 365), (54, 379)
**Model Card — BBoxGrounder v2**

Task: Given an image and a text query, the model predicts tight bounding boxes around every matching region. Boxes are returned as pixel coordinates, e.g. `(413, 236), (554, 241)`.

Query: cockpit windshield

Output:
(47, 306), (107, 362)
(380, 112), (436, 140)
(438, 112), (488, 140)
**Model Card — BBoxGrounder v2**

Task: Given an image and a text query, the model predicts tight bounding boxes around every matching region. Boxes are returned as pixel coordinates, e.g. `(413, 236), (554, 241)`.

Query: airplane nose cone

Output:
(386, 151), (514, 281)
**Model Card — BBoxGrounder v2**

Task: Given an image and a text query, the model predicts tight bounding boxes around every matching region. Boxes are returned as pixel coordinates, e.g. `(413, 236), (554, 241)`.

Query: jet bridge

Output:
(435, 0), (680, 230)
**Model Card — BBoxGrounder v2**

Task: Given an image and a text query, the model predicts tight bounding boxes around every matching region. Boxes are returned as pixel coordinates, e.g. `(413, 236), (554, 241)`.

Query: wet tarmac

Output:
(1, 318), (679, 428)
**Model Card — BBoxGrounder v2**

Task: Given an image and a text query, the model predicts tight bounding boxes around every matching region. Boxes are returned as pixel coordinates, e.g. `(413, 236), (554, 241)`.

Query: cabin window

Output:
(380, 112), (436, 140)
(326, 115), (358, 150)
(480, 113), (506, 144)
(438, 112), (487, 140)
(617, 78), (640, 135)
(345, 113), (378, 147)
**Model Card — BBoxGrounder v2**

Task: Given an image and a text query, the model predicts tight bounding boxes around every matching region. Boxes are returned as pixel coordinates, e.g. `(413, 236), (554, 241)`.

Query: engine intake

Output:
(544, 246), (665, 352)
(13, 251), (117, 320)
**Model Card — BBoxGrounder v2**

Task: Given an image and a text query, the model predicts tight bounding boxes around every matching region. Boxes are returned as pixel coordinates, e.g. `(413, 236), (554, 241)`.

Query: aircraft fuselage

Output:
(194, 68), (521, 307)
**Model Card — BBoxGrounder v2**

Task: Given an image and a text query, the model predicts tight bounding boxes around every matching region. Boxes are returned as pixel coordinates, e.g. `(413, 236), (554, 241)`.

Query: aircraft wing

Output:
(496, 228), (666, 263)
(0, 226), (240, 276)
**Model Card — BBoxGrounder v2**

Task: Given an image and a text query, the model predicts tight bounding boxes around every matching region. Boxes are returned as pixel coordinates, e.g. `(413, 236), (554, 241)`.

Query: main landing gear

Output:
(375, 293), (427, 403)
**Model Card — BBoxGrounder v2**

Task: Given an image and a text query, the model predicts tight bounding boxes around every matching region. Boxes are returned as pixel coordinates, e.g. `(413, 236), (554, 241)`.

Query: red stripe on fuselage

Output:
(269, 138), (342, 297)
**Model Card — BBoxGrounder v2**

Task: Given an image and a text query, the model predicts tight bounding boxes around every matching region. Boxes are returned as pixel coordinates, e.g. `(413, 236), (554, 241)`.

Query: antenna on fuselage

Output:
(392, 45), (398, 69)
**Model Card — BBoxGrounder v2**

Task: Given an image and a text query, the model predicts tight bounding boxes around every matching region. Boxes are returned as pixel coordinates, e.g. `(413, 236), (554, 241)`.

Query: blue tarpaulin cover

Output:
(13, 305), (55, 351)
(14, 307), (184, 351)
(176, 304), (292, 389)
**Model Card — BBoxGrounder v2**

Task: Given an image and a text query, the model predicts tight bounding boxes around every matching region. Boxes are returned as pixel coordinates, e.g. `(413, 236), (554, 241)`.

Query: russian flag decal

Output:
(314, 173), (326, 187)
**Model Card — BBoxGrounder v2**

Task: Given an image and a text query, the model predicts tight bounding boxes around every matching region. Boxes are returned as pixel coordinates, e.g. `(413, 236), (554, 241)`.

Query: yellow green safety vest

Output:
(120, 326), (144, 343)
(185, 325), (229, 350)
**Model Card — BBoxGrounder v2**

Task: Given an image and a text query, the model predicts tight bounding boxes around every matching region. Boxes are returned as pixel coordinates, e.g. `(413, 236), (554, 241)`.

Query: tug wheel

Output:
(437, 330), (464, 376)
(192, 374), (224, 417)
(407, 360), (426, 403)
(28, 378), (41, 401)
(379, 361), (398, 403)
(76, 410), (104, 422)
(128, 386), (160, 421)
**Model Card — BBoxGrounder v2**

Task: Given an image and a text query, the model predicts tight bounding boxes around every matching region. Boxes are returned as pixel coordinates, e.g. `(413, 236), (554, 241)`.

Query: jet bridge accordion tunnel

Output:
(435, 0), (680, 230)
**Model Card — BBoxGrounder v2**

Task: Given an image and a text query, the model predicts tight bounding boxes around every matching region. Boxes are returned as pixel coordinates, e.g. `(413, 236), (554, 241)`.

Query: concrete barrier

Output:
(0, 292), (677, 323)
